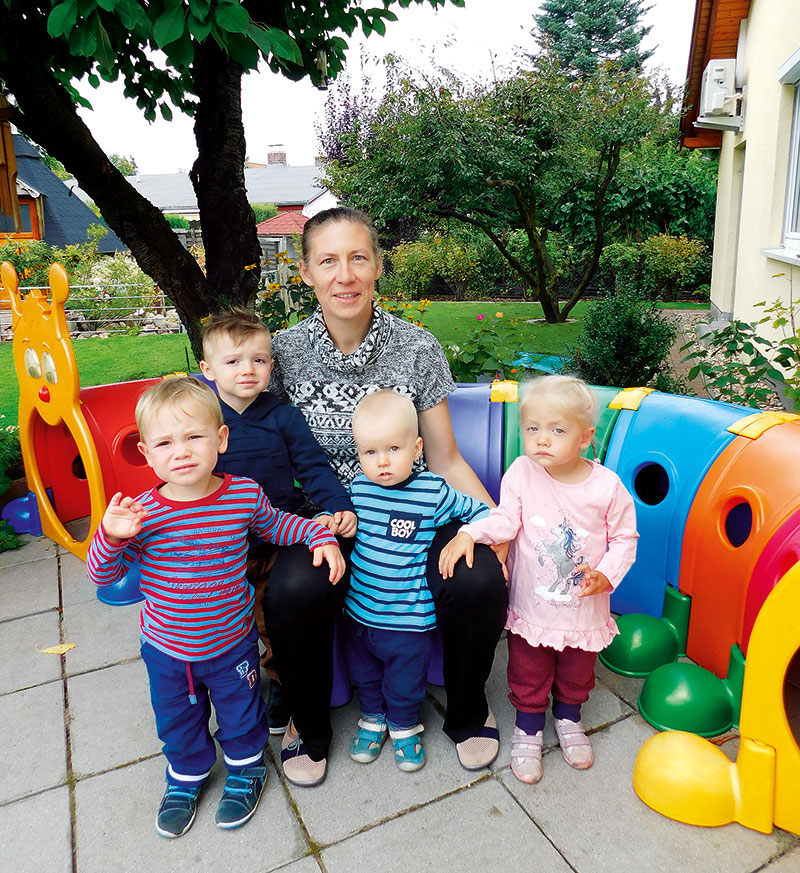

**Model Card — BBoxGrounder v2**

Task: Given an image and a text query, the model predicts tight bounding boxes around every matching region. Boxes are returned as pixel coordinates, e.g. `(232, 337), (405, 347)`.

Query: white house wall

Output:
(711, 0), (800, 330)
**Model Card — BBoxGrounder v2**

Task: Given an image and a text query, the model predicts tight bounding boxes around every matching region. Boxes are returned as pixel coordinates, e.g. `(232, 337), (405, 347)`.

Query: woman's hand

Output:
(102, 492), (147, 543)
(312, 543), (346, 584)
(576, 566), (611, 597)
(438, 531), (475, 579)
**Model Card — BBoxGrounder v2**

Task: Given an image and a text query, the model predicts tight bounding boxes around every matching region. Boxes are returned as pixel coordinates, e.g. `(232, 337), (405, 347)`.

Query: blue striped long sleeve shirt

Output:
(346, 471), (489, 631)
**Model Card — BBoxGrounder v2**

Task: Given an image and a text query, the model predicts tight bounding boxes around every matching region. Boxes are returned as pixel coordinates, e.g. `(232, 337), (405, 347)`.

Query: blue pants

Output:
(141, 628), (268, 785)
(344, 615), (432, 729)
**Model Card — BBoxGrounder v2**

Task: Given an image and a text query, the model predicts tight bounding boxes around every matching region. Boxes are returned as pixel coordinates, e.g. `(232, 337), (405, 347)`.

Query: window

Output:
(783, 85), (800, 251)
(0, 198), (38, 239)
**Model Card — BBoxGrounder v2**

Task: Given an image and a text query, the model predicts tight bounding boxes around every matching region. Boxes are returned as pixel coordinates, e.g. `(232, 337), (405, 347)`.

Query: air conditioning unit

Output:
(695, 58), (743, 132)
(700, 59), (737, 116)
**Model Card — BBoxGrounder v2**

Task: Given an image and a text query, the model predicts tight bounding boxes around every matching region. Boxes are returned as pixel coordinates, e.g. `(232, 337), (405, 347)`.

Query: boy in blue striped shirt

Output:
(319, 390), (488, 771)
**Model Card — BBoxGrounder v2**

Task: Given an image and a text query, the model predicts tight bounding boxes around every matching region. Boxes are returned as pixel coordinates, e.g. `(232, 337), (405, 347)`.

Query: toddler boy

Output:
(87, 377), (344, 838)
(320, 390), (488, 771)
(199, 310), (356, 729)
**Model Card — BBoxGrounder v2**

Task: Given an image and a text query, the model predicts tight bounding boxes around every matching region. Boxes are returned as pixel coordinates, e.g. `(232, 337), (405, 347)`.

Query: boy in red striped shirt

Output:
(87, 377), (344, 839)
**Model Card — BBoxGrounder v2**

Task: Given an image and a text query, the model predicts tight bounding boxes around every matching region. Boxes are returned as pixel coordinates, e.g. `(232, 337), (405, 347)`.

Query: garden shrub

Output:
(387, 239), (438, 299)
(252, 202), (279, 224)
(0, 422), (22, 553)
(641, 234), (709, 301)
(164, 214), (190, 229)
(568, 290), (679, 389)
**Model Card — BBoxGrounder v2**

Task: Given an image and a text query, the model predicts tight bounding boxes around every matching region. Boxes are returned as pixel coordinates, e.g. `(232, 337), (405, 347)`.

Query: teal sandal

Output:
(390, 725), (426, 772)
(349, 718), (388, 763)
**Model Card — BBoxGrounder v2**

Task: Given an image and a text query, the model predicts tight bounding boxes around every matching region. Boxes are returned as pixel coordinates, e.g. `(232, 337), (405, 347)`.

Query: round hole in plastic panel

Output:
(724, 501), (752, 548)
(633, 463), (669, 506)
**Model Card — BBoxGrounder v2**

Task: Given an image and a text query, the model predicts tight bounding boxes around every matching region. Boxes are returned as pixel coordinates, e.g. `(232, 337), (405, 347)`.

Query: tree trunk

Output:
(190, 43), (261, 316)
(0, 15), (241, 360)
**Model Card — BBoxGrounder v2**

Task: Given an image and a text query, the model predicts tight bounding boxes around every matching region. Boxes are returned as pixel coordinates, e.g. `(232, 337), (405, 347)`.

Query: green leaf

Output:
(188, 0), (211, 17)
(95, 18), (116, 72)
(115, 0), (152, 34)
(214, 0), (249, 34)
(160, 103), (173, 121)
(164, 31), (194, 68)
(69, 20), (98, 57)
(264, 27), (302, 64)
(96, 0), (117, 10)
(188, 13), (213, 41)
(47, 1), (78, 38)
(153, 5), (186, 47)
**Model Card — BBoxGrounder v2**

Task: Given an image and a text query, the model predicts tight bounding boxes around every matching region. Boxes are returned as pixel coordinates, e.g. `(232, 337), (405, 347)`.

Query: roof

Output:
(124, 164), (327, 214)
(12, 135), (126, 252)
(680, 0), (753, 149)
(256, 210), (308, 236)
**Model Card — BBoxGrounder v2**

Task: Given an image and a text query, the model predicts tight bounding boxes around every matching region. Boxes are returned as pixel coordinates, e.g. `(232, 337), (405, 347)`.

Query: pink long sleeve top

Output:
(461, 456), (638, 652)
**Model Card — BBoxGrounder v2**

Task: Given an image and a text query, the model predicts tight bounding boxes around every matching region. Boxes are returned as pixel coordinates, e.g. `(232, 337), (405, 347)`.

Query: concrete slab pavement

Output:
(1, 533), (798, 873)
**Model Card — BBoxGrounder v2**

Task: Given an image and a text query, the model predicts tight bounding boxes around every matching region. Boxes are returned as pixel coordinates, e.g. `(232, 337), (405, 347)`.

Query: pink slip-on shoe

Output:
(281, 720), (327, 786)
(456, 711), (500, 770)
(554, 718), (594, 770)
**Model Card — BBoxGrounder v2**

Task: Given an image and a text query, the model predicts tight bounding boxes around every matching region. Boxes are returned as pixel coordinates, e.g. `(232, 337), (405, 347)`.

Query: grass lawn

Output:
(0, 333), (193, 427)
(0, 299), (709, 427)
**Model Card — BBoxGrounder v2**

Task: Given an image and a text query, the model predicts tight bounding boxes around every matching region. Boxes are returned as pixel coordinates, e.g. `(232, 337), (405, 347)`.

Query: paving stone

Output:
(595, 658), (646, 711)
(0, 682), (66, 802)
(273, 696), (484, 847)
(60, 549), (97, 608)
(763, 844), (800, 870)
(0, 786), (72, 873)
(74, 754), (310, 873)
(279, 857), (324, 873)
(0, 611), (63, 693)
(0, 535), (57, 570)
(320, 777), (574, 873)
(500, 716), (796, 873)
(60, 596), (142, 675)
(68, 659), (160, 777)
(0, 552), (59, 620)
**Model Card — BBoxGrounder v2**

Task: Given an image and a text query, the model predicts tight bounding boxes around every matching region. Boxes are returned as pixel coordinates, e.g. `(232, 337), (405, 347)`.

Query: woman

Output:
(266, 206), (508, 786)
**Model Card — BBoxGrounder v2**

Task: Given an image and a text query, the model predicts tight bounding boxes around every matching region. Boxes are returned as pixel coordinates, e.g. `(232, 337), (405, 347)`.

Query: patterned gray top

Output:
(271, 304), (456, 485)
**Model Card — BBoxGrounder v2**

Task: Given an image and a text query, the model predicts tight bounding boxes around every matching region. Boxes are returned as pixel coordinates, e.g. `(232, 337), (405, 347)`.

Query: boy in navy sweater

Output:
(200, 311), (356, 729)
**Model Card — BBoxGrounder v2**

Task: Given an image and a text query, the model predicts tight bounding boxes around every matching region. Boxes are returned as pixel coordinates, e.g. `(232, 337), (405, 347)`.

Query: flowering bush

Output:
(445, 312), (539, 382)
(377, 295), (430, 327)
(256, 252), (316, 333)
(0, 420), (22, 553)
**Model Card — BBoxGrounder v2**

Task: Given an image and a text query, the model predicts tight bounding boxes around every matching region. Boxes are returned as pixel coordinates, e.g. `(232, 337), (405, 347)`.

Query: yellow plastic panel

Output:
(608, 386), (653, 410)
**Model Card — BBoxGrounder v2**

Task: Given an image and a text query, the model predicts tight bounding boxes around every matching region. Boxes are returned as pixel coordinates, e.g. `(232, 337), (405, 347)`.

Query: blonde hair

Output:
(519, 375), (598, 431)
(201, 308), (271, 360)
(136, 377), (223, 441)
(351, 390), (418, 443)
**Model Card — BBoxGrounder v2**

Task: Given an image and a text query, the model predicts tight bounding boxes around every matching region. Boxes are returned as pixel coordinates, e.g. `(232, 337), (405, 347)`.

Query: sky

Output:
(75, 0), (698, 175)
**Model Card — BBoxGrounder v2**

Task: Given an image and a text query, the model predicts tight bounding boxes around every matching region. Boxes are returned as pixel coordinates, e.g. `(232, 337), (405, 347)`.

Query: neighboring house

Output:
(682, 0), (800, 329)
(1, 135), (125, 253)
(103, 150), (337, 222)
(256, 210), (308, 270)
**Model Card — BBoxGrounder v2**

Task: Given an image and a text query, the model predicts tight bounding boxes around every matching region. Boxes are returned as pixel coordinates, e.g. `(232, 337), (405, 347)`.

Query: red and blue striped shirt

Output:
(87, 474), (337, 661)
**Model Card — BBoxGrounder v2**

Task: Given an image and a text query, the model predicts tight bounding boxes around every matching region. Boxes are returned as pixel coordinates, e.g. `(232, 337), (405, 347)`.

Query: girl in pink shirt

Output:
(439, 375), (637, 784)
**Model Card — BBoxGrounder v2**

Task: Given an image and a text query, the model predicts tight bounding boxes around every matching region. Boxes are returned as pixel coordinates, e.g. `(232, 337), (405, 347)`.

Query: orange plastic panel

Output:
(679, 421), (800, 678)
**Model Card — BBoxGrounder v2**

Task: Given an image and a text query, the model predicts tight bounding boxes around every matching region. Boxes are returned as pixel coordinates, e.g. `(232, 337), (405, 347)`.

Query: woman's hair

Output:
(201, 308), (271, 360)
(519, 375), (598, 431)
(135, 377), (223, 441)
(301, 206), (381, 261)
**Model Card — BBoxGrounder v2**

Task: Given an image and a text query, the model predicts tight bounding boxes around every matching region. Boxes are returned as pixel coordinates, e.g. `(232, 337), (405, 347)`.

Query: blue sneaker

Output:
(215, 764), (268, 830)
(156, 782), (202, 838)
(390, 725), (426, 772)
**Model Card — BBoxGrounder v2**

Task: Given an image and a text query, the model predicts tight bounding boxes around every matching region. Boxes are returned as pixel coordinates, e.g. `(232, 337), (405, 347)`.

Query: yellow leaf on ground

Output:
(38, 643), (76, 655)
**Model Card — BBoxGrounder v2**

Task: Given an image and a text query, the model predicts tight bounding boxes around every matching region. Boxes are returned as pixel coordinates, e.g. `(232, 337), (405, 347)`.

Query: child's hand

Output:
(315, 513), (334, 531)
(312, 543), (346, 584)
(438, 531), (476, 580)
(577, 566), (611, 597)
(330, 510), (358, 537)
(102, 492), (147, 543)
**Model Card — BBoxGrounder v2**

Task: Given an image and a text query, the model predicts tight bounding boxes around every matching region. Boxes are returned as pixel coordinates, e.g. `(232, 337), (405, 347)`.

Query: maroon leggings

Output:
(507, 631), (597, 713)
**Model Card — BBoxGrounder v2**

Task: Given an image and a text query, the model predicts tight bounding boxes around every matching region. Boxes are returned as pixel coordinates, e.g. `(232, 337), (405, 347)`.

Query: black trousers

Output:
(263, 520), (508, 761)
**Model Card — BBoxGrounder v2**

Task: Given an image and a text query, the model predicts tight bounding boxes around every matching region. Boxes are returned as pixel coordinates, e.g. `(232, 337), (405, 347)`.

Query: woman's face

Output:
(299, 220), (383, 327)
